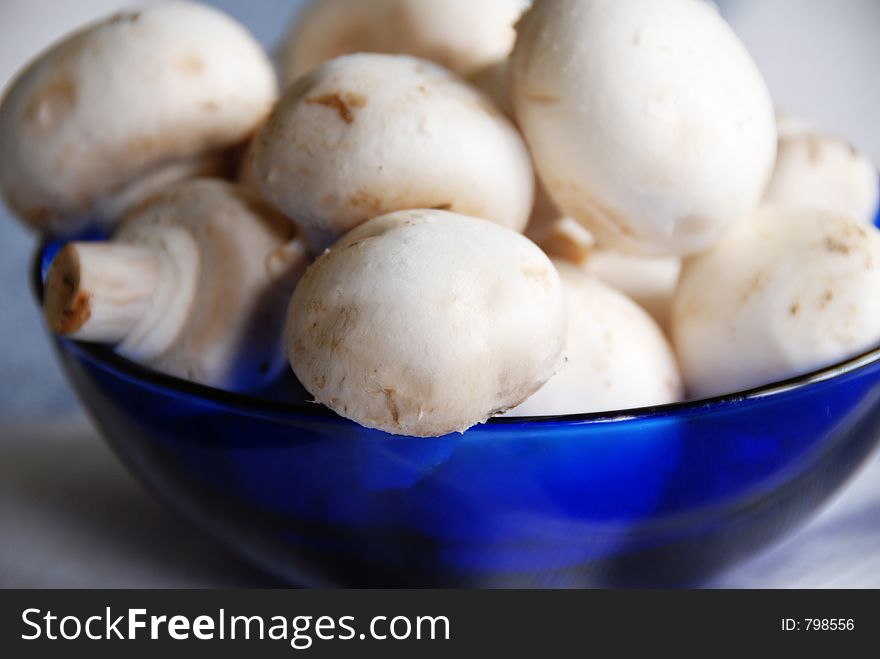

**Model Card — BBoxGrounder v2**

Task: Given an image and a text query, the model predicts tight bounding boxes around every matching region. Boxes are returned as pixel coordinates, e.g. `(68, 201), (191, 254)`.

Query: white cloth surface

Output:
(0, 420), (878, 588)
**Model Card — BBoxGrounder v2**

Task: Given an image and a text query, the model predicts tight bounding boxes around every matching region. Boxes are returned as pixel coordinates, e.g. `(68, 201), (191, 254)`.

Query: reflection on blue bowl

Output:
(35, 232), (880, 587)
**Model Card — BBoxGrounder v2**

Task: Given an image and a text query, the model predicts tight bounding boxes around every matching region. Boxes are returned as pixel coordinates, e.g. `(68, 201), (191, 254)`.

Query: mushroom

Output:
(763, 115), (879, 225)
(253, 53), (534, 251)
(524, 177), (597, 265)
(508, 261), (682, 416)
(526, 198), (680, 330)
(43, 179), (310, 391)
(584, 250), (681, 332)
(286, 209), (566, 437)
(281, 0), (531, 84)
(509, 0), (777, 257)
(528, 215), (597, 265)
(97, 150), (233, 221)
(671, 206), (880, 399)
(0, 1), (278, 234)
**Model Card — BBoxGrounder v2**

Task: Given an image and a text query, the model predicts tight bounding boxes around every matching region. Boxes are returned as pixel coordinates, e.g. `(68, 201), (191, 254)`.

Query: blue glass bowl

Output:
(33, 235), (880, 587)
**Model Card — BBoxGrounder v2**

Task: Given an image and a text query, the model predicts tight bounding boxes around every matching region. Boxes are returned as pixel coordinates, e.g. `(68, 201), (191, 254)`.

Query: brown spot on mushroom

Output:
(341, 238), (373, 252)
(23, 75), (78, 132)
(347, 190), (382, 216)
(200, 100), (219, 112)
(306, 299), (325, 315)
(106, 11), (141, 24)
(305, 92), (366, 124)
(741, 272), (767, 303)
(824, 236), (851, 255)
(431, 203), (452, 211)
(125, 136), (156, 158)
(524, 90), (561, 104)
(344, 92), (367, 108)
(520, 264), (553, 290)
(790, 302), (801, 316)
(820, 289), (834, 307)
(383, 387), (401, 425)
(175, 53), (206, 76)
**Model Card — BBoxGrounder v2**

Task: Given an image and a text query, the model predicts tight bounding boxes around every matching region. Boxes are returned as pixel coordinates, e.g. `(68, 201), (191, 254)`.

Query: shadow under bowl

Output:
(34, 237), (880, 587)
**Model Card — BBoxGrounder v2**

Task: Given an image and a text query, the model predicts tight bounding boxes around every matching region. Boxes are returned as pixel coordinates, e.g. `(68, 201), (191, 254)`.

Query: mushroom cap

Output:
(672, 206), (880, 399)
(281, 0), (530, 83)
(115, 179), (297, 391)
(510, 0), (777, 257)
(254, 53), (534, 241)
(0, 1), (277, 233)
(286, 209), (566, 437)
(763, 120), (879, 225)
(508, 261), (682, 416)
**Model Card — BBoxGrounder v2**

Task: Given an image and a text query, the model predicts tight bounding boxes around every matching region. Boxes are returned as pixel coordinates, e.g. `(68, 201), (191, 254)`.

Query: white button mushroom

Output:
(509, 0), (777, 257)
(43, 179), (309, 391)
(508, 261), (682, 417)
(672, 206), (880, 399)
(0, 1), (278, 234)
(763, 115), (879, 225)
(281, 0), (531, 84)
(286, 209), (566, 437)
(253, 54), (534, 250)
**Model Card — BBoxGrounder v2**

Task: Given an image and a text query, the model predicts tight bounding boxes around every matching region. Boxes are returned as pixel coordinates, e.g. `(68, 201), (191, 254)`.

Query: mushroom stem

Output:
(44, 242), (161, 343)
(265, 238), (311, 293)
(536, 216), (596, 264)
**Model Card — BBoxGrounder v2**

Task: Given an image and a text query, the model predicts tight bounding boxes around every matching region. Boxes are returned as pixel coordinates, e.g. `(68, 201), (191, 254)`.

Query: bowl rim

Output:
(33, 235), (880, 427)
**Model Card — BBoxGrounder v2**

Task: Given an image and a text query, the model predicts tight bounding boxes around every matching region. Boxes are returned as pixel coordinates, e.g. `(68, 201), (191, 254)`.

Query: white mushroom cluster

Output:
(4, 0), (879, 437)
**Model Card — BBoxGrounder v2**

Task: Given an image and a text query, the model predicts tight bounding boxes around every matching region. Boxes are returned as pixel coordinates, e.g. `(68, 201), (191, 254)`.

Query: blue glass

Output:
(34, 222), (880, 587)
